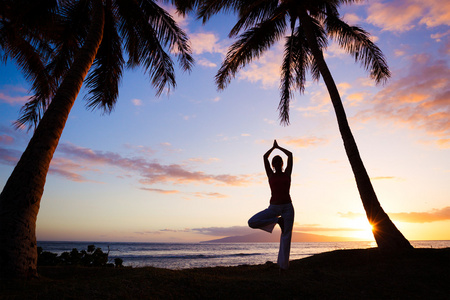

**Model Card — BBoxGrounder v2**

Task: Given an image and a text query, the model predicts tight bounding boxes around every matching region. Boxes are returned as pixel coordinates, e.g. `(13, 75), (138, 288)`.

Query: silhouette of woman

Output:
(248, 140), (295, 270)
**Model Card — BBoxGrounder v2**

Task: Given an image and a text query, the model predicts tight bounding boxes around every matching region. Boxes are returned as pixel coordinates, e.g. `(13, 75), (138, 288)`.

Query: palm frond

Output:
(140, 0), (193, 72)
(0, 0), (59, 129)
(303, 15), (328, 50)
(117, 0), (192, 95)
(47, 0), (91, 87)
(14, 94), (47, 130)
(279, 36), (294, 126)
(84, 2), (123, 113)
(326, 15), (390, 83)
(164, 0), (202, 16)
(2, 27), (54, 129)
(279, 26), (313, 126)
(216, 12), (287, 90)
(119, 0), (175, 95)
(197, 0), (243, 23)
(229, 0), (279, 37)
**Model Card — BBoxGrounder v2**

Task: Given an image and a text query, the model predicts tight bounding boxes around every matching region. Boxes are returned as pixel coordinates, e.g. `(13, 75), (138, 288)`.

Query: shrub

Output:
(37, 245), (122, 268)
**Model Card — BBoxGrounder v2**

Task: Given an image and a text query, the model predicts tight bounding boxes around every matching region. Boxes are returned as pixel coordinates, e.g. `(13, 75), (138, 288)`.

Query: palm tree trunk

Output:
(0, 0), (105, 279)
(299, 11), (412, 250)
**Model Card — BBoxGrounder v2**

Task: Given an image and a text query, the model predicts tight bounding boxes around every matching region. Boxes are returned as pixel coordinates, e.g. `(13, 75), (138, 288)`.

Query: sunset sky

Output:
(1, 0), (449, 243)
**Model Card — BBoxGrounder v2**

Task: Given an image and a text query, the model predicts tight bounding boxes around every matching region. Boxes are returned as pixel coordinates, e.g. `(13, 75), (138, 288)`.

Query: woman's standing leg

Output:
(277, 203), (294, 270)
(248, 205), (279, 233)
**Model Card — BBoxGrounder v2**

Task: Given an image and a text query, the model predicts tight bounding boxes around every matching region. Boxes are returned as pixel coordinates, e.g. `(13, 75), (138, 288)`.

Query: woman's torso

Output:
(269, 173), (291, 205)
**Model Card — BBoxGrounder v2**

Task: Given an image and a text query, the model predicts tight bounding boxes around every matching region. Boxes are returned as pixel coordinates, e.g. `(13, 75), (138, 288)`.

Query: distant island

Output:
(202, 230), (367, 243)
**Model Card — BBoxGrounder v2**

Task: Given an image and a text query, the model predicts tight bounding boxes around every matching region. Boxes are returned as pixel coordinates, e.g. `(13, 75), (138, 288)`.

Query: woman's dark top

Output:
(269, 173), (291, 205)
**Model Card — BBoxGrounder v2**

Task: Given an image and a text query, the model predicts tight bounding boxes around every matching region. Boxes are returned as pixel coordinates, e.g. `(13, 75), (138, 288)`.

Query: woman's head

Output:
(272, 155), (283, 171)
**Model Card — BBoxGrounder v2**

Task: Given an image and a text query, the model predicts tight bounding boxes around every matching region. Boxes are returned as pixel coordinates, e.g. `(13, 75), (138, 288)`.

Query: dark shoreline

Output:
(1, 247), (449, 299)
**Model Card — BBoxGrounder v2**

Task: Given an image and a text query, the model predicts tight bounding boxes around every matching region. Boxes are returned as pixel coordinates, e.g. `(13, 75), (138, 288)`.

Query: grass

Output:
(1, 247), (449, 299)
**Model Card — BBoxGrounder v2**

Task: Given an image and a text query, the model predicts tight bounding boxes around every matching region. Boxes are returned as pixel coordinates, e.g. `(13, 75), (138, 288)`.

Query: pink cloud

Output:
(55, 142), (252, 186)
(0, 147), (21, 166)
(339, 207), (450, 223)
(140, 188), (180, 194)
(48, 157), (97, 183)
(0, 141), (253, 186)
(237, 47), (283, 88)
(192, 192), (228, 199)
(390, 207), (450, 223)
(356, 54), (450, 146)
(367, 0), (450, 32)
(189, 32), (227, 55)
(0, 134), (14, 145)
(0, 92), (30, 105)
(285, 136), (328, 148)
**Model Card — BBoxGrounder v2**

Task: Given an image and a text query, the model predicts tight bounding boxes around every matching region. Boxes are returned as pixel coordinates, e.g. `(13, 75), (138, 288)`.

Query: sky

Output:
(0, 0), (449, 243)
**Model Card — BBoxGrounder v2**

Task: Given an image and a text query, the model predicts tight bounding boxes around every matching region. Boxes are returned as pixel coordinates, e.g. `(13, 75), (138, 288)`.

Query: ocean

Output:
(37, 240), (450, 270)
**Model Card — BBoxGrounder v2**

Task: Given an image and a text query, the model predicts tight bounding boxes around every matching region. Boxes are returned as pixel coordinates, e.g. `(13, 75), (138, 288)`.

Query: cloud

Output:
(296, 85), (331, 116)
(140, 188), (180, 194)
(263, 118), (276, 125)
(53, 142), (252, 186)
(48, 155), (104, 182)
(159, 228), (191, 233)
(140, 188), (226, 199)
(285, 136), (328, 148)
(188, 157), (221, 164)
(0, 141), (252, 187)
(370, 176), (397, 180)
(181, 114), (196, 121)
(0, 147), (21, 166)
(367, 0), (450, 32)
(237, 47), (282, 88)
(124, 144), (157, 155)
(192, 226), (253, 237)
(389, 207), (450, 223)
(161, 4), (189, 28)
(294, 224), (365, 232)
(0, 92), (29, 105)
(355, 54), (450, 147)
(131, 98), (143, 106)
(0, 145), (97, 182)
(189, 32), (227, 55)
(338, 212), (363, 219)
(431, 29), (450, 42)
(343, 13), (361, 24)
(192, 192), (228, 199)
(198, 58), (217, 68)
(0, 134), (14, 145)
(339, 207), (450, 223)
(191, 224), (367, 238)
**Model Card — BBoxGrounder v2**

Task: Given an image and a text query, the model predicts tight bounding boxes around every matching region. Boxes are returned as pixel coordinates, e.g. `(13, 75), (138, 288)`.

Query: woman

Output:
(248, 140), (295, 271)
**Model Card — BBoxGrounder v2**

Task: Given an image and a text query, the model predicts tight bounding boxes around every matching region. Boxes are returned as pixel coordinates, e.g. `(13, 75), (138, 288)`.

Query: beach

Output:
(2, 247), (449, 299)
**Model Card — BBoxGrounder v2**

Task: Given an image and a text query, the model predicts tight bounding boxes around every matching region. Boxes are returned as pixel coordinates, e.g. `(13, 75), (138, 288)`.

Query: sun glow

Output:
(349, 218), (375, 241)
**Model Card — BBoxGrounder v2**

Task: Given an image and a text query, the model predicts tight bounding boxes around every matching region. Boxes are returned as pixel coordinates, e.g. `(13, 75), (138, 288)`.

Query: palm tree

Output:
(0, 0), (193, 279)
(183, 0), (412, 250)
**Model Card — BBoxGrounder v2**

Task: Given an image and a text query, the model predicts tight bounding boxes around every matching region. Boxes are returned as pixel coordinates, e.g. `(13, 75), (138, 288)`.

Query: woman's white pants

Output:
(248, 203), (294, 270)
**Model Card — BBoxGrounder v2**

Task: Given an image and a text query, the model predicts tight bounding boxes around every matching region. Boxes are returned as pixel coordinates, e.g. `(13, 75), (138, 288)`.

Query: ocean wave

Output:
(109, 252), (264, 261)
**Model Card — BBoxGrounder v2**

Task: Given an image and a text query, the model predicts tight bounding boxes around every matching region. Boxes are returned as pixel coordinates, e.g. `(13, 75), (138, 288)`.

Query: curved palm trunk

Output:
(299, 11), (412, 250)
(0, 0), (105, 279)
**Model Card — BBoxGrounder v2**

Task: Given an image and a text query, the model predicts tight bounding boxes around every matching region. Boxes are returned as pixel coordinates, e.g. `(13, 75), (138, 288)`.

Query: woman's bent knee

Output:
(248, 219), (257, 228)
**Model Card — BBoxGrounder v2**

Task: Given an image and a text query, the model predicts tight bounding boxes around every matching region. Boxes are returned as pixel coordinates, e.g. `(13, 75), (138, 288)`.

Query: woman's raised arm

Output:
(274, 141), (293, 176)
(263, 142), (276, 177)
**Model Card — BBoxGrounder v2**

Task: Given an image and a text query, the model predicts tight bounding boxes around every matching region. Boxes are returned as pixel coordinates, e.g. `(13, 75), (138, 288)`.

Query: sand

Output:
(1, 247), (449, 299)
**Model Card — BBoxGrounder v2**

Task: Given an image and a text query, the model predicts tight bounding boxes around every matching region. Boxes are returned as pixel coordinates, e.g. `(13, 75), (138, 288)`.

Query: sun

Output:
(349, 217), (375, 241)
